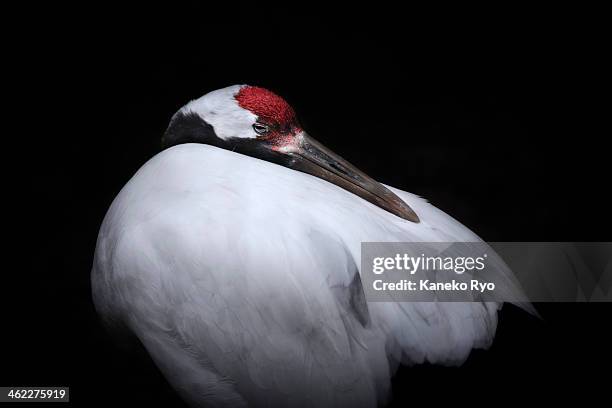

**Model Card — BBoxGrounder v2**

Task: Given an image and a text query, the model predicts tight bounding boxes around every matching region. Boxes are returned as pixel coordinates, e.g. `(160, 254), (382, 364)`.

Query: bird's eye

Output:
(253, 123), (270, 135)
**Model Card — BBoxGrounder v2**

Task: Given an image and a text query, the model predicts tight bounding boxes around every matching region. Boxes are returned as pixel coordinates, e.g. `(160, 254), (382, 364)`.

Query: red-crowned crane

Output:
(92, 85), (526, 407)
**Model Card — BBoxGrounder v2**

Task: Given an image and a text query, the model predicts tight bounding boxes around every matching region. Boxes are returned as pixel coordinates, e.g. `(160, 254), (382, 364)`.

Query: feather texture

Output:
(92, 144), (524, 407)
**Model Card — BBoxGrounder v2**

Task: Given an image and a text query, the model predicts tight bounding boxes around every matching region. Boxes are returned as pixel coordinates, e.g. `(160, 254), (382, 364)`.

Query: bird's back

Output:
(92, 144), (514, 407)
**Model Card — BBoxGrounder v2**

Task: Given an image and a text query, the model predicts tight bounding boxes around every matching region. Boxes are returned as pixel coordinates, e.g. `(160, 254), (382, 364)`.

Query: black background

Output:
(4, 3), (609, 407)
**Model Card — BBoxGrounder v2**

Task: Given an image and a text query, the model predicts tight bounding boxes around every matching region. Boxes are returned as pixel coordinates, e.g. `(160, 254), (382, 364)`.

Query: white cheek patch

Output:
(181, 85), (257, 141)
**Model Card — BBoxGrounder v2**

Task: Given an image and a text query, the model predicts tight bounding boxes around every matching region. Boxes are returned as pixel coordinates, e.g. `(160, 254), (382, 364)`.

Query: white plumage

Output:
(93, 143), (512, 407)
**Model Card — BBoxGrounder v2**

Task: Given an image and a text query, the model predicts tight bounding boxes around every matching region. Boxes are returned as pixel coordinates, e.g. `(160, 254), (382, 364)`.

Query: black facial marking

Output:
(161, 111), (294, 168)
(162, 111), (221, 149)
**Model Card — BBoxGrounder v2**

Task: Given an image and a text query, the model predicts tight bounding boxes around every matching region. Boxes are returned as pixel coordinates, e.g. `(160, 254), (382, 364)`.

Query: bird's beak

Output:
(283, 132), (420, 223)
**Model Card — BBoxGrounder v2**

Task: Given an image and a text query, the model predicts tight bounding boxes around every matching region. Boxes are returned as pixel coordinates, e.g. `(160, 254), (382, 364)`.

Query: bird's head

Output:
(162, 85), (419, 222)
